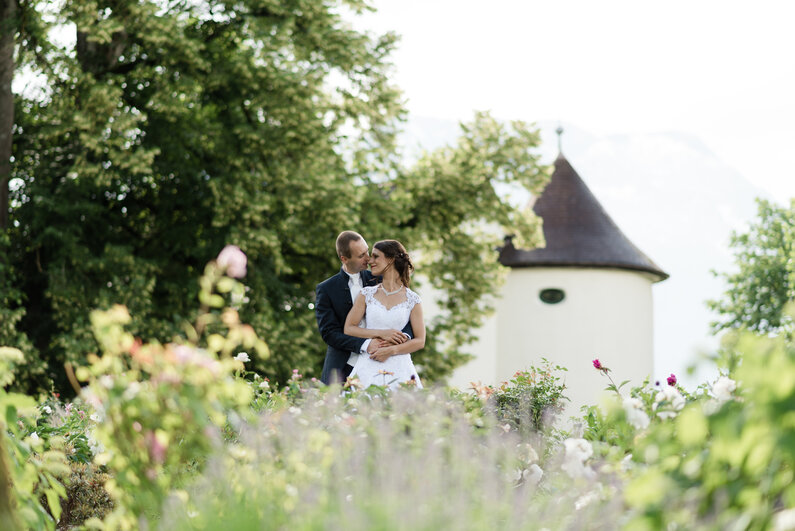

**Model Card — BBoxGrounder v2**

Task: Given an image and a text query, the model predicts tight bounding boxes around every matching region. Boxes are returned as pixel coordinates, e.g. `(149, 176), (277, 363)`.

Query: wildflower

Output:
(29, 432), (40, 442)
(623, 396), (650, 429)
(344, 377), (363, 390)
(561, 438), (595, 479)
(65, 403), (73, 414)
(89, 413), (100, 422)
(575, 490), (600, 510)
(123, 381), (142, 401)
(145, 430), (168, 464)
(592, 359), (608, 371)
(88, 435), (105, 456)
(470, 381), (495, 400)
(712, 376), (737, 404)
(259, 379), (270, 390)
(42, 405), (52, 415)
(234, 352), (251, 363)
(653, 385), (685, 419)
(216, 245), (247, 278)
(377, 370), (395, 376)
(773, 507), (795, 531)
(526, 464), (543, 485)
(667, 373), (677, 386)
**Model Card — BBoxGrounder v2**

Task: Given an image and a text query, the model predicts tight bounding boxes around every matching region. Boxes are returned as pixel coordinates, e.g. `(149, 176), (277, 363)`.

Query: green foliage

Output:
(74, 256), (267, 529)
(6, 2), (547, 394)
(0, 235), (40, 391)
(57, 462), (114, 529)
(491, 359), (568, 434)
(623, 329), (795, 529)
(709, 198), (795, 337)
(0, 347), (68, 530)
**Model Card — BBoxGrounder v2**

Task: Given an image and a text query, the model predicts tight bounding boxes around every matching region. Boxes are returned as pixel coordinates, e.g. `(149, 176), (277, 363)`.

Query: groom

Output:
(315, 230), (412, 384)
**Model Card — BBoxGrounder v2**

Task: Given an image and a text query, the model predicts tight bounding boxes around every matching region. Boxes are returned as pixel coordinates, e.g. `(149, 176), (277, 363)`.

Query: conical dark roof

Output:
(499, 154), (668, 281)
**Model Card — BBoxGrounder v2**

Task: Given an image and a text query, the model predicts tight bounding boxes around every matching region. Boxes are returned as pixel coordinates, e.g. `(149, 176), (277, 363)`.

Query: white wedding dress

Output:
(349, 285), (423, 390)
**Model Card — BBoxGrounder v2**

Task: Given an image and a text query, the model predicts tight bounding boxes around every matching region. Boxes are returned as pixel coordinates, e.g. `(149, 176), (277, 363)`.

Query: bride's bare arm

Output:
(370, 303), (425, 361)
(344, 294), (407, 343)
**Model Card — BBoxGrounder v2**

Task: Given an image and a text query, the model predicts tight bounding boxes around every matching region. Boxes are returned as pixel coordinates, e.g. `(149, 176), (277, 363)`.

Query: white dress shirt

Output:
(345, 270), (371, 366)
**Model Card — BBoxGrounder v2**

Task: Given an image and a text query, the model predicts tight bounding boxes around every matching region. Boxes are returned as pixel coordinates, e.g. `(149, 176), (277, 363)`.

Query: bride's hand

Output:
(370, 345), (396, 362)
(378, 329), (407, 345)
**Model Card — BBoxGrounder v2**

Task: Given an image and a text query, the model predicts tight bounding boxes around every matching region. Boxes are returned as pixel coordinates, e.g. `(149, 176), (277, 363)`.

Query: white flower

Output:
(123, 381), (142, 401)
(29, 432), (40, 442)
(564, 438), (593, 462)
(575, 490), (599, 511)
(89, 413), (100, 422)
(773, 507), (795, 530)
(526, 464), (543, 485)
(623, 396), (650, 429)
(561, 438), (595, 479)
(42, 405), (52, 415)
(653, 385), (685, 419)
(712, 376), (737, 404)
(234, 352), (251, 363)
(88, 436), (105, 456)
(217, 245), (247, 278)
(259, 380), (270, 389)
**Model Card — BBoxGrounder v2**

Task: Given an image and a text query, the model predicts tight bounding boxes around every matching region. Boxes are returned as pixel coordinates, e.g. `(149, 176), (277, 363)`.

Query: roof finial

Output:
(556, 124), (564, 154)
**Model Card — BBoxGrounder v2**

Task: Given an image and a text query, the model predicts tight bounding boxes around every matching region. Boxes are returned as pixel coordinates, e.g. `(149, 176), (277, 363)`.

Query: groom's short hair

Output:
(336, 231), (363, 259)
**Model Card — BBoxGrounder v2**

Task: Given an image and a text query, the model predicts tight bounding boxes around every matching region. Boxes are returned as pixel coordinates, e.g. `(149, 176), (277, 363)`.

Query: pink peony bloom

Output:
(667, 373), (677, 386)
(216, 245), (247, 278)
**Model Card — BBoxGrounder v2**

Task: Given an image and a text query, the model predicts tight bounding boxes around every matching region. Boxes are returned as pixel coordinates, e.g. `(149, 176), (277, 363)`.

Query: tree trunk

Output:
(0, 0), (17, 232)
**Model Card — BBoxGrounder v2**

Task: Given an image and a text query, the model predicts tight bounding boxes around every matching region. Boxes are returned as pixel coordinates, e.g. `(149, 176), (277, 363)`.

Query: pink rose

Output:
(217, 245), (247, 278)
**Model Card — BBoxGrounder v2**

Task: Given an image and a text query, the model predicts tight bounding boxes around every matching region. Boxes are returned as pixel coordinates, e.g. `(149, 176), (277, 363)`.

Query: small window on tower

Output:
(539, 288), (565, 304)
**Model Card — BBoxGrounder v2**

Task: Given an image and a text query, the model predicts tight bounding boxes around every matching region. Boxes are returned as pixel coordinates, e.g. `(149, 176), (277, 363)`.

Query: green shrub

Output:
(492, 359), (569, 434)
(57, 462), (114, 529)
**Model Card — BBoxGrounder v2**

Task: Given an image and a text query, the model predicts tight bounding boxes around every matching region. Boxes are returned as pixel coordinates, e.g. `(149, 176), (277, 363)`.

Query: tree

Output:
(6, 1), (547, 393)
(0, 0), (15, 232)
(1, 0), (51, 388)
(709, 198), (795, 336)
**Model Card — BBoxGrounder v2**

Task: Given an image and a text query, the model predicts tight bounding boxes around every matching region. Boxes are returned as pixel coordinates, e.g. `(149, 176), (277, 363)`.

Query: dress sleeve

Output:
(361, 285), (378, 305)
(406, 288), (422, 307)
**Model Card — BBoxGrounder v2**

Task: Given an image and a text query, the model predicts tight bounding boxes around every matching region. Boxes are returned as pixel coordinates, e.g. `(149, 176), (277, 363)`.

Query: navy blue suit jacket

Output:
(316, 268), (412, 384)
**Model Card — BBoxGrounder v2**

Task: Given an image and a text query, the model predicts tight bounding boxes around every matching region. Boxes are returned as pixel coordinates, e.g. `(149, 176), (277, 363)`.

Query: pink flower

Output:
(216, 245), (247, 278)
(592, 359), (605, 371)
(667, 374), (677, 386)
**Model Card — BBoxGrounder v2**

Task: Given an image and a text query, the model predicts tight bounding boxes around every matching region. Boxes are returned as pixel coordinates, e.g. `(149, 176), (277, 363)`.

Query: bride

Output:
(344, 240), (425, 389)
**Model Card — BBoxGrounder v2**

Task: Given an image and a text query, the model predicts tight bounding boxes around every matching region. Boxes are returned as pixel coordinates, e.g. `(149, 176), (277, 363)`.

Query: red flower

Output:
(667, 373), (677, 386)
(592, 359), (603, 370)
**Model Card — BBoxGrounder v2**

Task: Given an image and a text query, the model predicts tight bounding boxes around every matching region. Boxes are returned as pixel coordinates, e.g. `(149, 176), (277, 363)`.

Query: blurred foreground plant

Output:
(159, 386), (617, 530)
(75, 246), (268, 529)
(0, 347), (68, 530)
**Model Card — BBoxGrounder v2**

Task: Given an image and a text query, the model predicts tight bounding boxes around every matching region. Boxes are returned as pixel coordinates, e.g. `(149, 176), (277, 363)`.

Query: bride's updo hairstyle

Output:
(374, 240), (414, 287)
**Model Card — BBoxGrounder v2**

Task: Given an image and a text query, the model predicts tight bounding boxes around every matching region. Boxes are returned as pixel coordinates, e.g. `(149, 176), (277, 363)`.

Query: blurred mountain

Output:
(399, 115), (767, 387)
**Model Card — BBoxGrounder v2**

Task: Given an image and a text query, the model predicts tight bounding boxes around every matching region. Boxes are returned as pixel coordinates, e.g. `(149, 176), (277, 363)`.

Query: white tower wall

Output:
(494, 267), (656, 411)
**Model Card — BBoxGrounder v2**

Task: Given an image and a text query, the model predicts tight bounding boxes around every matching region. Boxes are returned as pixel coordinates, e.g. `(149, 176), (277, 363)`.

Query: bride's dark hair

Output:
(374, 240), (413, 287)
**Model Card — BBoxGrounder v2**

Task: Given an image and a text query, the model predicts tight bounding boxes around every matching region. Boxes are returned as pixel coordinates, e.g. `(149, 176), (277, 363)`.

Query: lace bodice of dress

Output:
(361, 285), (421, 331)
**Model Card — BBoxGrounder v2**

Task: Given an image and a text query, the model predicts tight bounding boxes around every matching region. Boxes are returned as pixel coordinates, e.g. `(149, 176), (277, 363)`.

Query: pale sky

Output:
(356, 0), (795, 204)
